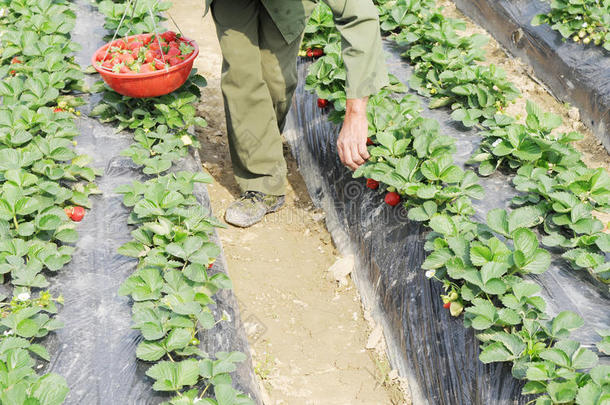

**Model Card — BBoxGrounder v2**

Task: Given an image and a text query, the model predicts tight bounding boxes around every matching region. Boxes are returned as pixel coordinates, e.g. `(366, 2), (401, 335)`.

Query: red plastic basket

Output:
(91, 34), (199, 98)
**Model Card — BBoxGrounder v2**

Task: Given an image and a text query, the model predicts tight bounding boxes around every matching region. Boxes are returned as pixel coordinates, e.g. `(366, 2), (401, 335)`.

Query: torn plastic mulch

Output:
(38, 1), (262, 403)
(451, 0), (610, 153)
(283, 41), (610, 405)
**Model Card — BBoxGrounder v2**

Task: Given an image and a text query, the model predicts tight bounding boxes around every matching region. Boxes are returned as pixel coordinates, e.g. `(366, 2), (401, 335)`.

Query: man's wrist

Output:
(345, 97), (368, 116)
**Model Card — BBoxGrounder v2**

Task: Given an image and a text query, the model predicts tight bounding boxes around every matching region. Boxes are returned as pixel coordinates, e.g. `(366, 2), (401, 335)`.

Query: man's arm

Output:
(323, 0), (388, 169)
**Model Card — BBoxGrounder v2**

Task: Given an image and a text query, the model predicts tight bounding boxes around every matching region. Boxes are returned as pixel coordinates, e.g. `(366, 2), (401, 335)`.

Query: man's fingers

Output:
(343, 147), (358, 170)
(339, 142), (358, 170)
(358, 140), (370, 161)
(351, 144), (365, 166)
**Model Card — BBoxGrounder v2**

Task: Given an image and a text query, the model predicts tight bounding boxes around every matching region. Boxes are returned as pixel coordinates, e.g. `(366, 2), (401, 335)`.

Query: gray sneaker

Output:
(224, 191), (285, 228)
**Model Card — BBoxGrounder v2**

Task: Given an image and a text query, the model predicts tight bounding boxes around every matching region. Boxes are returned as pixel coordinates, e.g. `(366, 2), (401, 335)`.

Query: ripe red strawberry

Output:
(144, 50), (155, 63)
(140, 63), (154, 73)
(208, 263), (214, 269)
(154, 60), (166, 70)
(111, 39), (126, 49)
(120, 53), (134, 65)
(64, 206), (85, 222)
(160, 31), (177, 42)
(366, 179), (379, 190)
(306, 48), (313, 58)
(119, 65), (131, 74)
(139, 34), (153, 45)
(366, 137), (374, 146)
(127, 40), (143, 51)
(102, 61), (113, 70)
(317, 98), (328, 108)
(70, 206), (85, 222)
(443, 302), (451, 309)
(166, 47), (180, 58)
(384, 191), (400, 206)
(11, 57), (21, 64)
(9, 70), (16, 76)
(54, 107), (63, 113)
(168, 57), (181, 66)
(312, 48), (324, 57)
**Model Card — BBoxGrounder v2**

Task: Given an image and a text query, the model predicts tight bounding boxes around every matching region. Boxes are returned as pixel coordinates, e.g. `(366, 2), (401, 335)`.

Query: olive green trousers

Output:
(212, 0), (308, 196)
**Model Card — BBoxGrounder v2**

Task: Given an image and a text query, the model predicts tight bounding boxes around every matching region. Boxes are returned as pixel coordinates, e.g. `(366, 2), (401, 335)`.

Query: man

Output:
(207, 0), (388, 227)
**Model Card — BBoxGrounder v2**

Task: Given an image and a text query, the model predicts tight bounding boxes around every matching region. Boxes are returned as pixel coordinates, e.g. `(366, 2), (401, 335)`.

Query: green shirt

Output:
(206, 0), (388, 99)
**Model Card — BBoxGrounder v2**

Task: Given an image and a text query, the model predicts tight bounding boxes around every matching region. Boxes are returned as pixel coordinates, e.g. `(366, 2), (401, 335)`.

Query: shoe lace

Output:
(241, 190), (264, 202)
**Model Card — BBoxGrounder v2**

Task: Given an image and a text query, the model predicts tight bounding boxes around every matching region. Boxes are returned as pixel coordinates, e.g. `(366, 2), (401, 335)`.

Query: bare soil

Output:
(167, 4), (408, 405)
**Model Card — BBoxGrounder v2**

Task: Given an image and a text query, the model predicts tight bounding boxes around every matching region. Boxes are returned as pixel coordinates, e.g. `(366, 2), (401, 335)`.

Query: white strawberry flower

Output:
(17, 292), (30, 301)
(180, 135), (193, 146)
(425, 269), (436, 278)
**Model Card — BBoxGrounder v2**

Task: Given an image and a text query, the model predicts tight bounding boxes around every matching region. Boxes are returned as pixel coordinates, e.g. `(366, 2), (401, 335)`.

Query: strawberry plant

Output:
(532, 0), (610, 50)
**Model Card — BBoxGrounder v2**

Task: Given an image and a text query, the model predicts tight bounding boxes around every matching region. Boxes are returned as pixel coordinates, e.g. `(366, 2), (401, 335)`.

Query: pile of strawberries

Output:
(95, 31), (194, 74)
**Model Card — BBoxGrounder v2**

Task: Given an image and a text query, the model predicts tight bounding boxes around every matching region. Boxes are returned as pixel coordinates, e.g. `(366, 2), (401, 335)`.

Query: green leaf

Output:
(522, 249), (551, 274)
(547, 380), (578, 404)
(479, 341), (513, 363)
(28, 344), (50, 361)
(36, 214), (62, 231)
(54, 228), (78, 243)
(552, 311), (584, 338)
(31, 373), (69, 405)
(571, 346), (598, 369)
(407, 201), (437, 221)
(16, 318), (40, 338)
(176, 359), (200, 387)
(136, 341), (166, 361)
(487, 209), (509, 236)
(421, 248), (452, 270)
(576, 382), (603, 405)
(166, 328), (192, 352)
(512, 228), (538, 257)
(508, 206), (544, 233)
(429, 214), (455, 235)
(512, 281), (540, 301)
(540, 348), (571, 368)
(118, 241), (147, 258)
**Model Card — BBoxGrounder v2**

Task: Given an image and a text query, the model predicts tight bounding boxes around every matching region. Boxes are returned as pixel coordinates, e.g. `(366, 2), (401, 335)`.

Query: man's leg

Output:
(212, 0), (287, 196)
(258, 6), (305, 134)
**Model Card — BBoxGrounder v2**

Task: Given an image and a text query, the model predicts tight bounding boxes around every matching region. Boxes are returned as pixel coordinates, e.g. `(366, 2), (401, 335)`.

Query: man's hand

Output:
(337, 97), (370, 170)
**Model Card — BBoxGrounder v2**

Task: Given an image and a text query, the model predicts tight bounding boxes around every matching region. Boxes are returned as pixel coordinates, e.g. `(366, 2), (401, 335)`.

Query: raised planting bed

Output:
(451, 0), (610, 153)
(283, 40), (610, 405)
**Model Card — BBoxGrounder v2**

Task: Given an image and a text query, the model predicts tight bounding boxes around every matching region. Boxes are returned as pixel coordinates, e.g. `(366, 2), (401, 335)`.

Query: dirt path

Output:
(167, 4), (407, 405)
